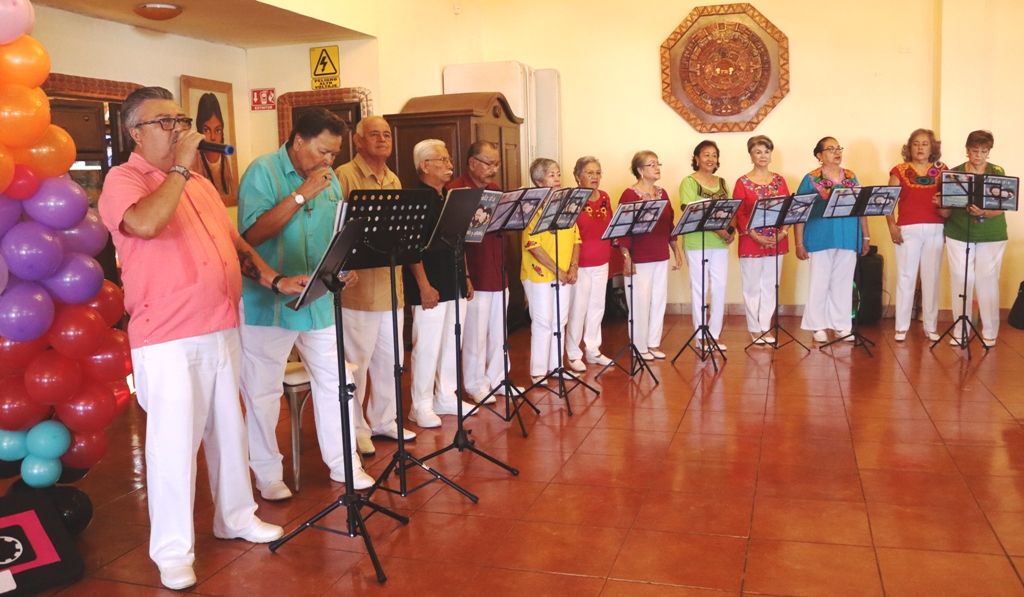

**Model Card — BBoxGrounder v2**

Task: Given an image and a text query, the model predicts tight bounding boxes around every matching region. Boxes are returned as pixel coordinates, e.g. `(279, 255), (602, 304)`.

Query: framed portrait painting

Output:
(180, 75), (239, 206)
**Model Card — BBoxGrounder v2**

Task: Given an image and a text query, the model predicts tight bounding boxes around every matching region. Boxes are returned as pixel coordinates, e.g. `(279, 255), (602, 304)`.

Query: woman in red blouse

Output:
(732, 135), (790, 345)
(565, 156), (613, 369)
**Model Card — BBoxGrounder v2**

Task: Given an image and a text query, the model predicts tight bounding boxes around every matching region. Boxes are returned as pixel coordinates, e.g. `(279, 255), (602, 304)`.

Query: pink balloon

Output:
(0, 0), (34, 45)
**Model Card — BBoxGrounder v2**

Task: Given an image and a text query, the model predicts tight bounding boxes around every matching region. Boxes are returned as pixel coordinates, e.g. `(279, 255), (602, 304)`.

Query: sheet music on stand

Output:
(940, 171), (1019, 211)
(489, 187), (552, 232)
(531, 187), (594, 235)
(822, 186), (901, 218)
(424, 187), (494, 249)
(335, 189), (435, 268)
(600, 199), (668, 240)
(671, 198), (742, 236)
(747, 193), (817, 230)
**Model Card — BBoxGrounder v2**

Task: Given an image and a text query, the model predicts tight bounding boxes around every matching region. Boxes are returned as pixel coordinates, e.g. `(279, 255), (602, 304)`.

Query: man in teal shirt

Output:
(237, 108), (373, 500)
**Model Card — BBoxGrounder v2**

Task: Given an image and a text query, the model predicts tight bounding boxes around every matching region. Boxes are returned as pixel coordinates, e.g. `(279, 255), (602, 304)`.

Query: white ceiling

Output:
(33, 0), (366, 48)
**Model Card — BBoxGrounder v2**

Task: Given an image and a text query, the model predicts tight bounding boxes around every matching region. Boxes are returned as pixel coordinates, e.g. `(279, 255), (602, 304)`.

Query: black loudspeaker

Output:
(0, 493), (84, 595)
(855, 246), (884, 325)
(1008, 281), (1024, 330)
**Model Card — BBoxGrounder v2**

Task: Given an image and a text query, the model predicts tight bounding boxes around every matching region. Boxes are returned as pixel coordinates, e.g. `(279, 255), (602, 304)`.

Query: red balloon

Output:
(0, 334), (48, 375)
(11, 124), (76, 178)
(0, 376), (50, 430)
(106, 378), (132, 417)
(47, 304), (106, 359)
(55, 382), (116, 433)
(60, 430), (108, 470)
(0, 143), (12, 194)
(24, 349), (82, 405)
(84, 280), (125, 327)
(82, 329), (132, 383)
(3, 163), (38, 200)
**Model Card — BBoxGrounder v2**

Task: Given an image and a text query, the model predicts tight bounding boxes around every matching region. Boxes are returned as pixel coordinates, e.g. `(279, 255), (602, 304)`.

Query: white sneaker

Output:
(470, 391), (497, 405)
(751, 333), (766, 345)
(894, 330), (907, 342)
(983, 337), (997, 347)
(712, 340), (727, 351)
(586, 353), (612, 366)
(372, 424), (417, 441)
(356, 434), (375, 455)
(762, 334), (775, 344)
(330, 467), (375, 490)
(214, 519), (283, 543)
(531, 375), (547, 385)
(568, 359), (586, 372)
(257, 480), (292, 501)
(649, 348), (666, 359)
(159, 565), (196, 590)
(813, 330), (828, 343)
(433, 400), (478, 416)
(925, 330), (940, 342)
(495, 384), (526, 395)
(836, 330), (854, 342)
(639, 351), (655, 361)
(409, 407), (441, 428)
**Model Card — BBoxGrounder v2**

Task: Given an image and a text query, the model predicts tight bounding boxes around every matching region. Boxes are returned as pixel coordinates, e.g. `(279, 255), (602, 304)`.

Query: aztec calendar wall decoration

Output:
(661, 3), (789, 133)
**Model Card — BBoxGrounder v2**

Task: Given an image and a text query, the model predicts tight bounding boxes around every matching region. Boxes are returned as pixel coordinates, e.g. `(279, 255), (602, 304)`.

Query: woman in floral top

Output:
(732, 135), (790, 345)
(794, 136), (869, 344)
(886, 128), (947, 342)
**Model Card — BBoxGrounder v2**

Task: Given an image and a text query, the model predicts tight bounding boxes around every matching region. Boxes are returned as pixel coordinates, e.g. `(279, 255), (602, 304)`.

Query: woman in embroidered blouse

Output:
(617, 150), (681, 360)
(680, 140), (734, 350)
(733, 135), (790, 345)
(794, 137), (870, 343)
(565, 156), (613, 370)
(887, 129), (947, 342)
(937, 130), (1008, 347)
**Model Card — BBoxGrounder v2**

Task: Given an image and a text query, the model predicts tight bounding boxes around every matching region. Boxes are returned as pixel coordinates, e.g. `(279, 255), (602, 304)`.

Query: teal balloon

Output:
(0, 430), (27, 461)
(21, 455), (62, 488)
(25, 420), (71, 459)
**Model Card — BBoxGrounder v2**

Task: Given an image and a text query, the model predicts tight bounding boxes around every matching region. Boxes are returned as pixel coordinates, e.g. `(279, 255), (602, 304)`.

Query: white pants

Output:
(132, 329), (258, 569)
(411, 299), (466, 412)
(624, 260), (668, 353)
(463, 289), (506, 396)
(566, 263), (609, 360)
(341, 308), (402, 436)
(894, 223), (944, 333)
(524, 279), (571, 377)
(686, 249), (728, 339)
(946, 238), (1006, 340)
(802, 249), (856, 332)
(740, 254), (783, 333)
(239, 323), (357, 489)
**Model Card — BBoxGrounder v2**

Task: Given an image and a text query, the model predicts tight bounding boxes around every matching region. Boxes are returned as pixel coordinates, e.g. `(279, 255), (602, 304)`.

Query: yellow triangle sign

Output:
(312, 47), (338, 77)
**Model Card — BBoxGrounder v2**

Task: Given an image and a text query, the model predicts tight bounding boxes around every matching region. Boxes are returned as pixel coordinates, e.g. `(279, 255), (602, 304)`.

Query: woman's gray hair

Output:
(529, 158), (559, 186)
(413, 138), (446, 173)
(120, 86), (174, 134)
(573, 156), (600, 180)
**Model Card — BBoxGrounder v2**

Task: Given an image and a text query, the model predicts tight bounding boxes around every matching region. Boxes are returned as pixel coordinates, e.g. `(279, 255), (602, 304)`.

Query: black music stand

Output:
(932, 171), (1019, 355)
(339, 189), (475, 503)
(523, 187), (601, 415)
(595, 198), (668, 384)
(475, 187), (550, 436)
(671, 198), (741, 372)
(742, 193), (816, 352)
(818, 185), (901, 356)
(418, 187), (518, 477)
(268, 221), (406, 584)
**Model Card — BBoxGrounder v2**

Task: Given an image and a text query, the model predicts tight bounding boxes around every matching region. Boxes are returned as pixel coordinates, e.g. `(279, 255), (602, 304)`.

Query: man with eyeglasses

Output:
(236, 107), (375, 503)
(98, 86), (304, 590)
(447, 141), (522, 403)
(335, 116), (418, 453)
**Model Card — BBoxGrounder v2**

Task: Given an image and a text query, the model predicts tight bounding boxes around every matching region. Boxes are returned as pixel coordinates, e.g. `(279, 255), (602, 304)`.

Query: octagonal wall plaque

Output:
(661, 3), (789, 133)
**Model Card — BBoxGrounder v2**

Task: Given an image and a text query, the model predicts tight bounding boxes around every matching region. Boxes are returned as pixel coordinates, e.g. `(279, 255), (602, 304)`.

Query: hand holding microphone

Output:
(197, 140), (235, 155)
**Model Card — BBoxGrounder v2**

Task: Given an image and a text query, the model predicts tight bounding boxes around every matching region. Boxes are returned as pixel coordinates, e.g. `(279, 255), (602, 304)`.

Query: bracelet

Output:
(271, 274), (284, 294)
(863, 236), (870, 240)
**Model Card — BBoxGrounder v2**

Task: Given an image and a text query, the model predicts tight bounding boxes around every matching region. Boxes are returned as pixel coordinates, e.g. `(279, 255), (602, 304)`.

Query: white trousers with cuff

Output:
(524, 279), (571, 377)
(624, 260), (668, 353)
(341, 307), (403, 436)
(566, 263), (609, 360)
(945, 238), (1006, 340)
(463, 289), (506, 396)
(894, 223), (944, 333)
(686, 249), (728, 339)
(411, 299), (466, 412)
(801, 248), (856, 332)
(740, 254), (783, 333)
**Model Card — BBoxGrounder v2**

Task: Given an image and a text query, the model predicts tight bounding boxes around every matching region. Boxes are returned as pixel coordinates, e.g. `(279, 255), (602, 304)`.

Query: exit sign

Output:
(250, 88), (276, 111)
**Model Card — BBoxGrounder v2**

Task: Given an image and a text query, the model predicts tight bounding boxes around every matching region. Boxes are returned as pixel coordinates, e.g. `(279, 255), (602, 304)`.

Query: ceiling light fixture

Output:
(133, 3), (184, 21)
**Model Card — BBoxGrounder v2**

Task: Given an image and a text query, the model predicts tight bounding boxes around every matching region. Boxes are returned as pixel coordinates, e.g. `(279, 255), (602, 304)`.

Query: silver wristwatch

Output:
(290, 192), (305, 205)
(168, 165), (191, 180)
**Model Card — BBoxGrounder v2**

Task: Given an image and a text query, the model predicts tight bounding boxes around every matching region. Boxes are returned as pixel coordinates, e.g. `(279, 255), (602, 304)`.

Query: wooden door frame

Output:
(276, 87), (372, 144)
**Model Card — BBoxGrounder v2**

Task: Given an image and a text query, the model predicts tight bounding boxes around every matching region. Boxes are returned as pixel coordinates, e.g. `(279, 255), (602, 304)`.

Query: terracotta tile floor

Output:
(10, 315), (1024, 595)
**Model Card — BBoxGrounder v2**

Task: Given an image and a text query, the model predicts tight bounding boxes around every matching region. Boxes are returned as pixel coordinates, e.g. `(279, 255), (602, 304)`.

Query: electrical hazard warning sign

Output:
(309, 46), (340, 90)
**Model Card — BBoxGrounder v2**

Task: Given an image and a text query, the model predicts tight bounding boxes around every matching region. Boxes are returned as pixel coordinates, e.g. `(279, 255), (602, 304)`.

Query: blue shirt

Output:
(238, 144), (342, 330)
(797, 168), (862, 253)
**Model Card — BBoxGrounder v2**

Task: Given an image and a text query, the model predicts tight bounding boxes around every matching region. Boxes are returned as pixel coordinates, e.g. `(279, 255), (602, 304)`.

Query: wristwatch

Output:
(168, 165), (190, 180)
(290, 192), (305, 205)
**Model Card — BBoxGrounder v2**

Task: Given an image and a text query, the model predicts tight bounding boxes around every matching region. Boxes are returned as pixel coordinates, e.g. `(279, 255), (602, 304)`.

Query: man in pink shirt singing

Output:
(98, 86), (306, 591)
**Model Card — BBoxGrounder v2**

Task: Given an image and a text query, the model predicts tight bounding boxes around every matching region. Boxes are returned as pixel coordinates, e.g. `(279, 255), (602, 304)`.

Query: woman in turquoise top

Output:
(937, 130), (1008, 347)
(793, 136), (869, 344)
(679, 140), (734, 349)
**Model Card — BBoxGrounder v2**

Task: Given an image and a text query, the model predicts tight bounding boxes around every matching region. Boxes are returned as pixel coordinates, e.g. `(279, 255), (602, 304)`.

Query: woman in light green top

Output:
(679, 140), (735, 349)
(937, 130), (1008, 347)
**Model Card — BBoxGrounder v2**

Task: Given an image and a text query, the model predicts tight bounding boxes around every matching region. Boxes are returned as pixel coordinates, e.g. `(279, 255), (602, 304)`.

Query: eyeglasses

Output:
(134, 117), (193, 131)
(426, 157), (453, 165)
(471, 155), (501, 168)
(822, 146), (844, 153)
(644, 162), (663, 168)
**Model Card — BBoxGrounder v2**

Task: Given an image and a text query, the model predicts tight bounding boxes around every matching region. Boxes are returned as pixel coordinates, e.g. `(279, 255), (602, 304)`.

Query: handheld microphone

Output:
(198, 140), (235, 155)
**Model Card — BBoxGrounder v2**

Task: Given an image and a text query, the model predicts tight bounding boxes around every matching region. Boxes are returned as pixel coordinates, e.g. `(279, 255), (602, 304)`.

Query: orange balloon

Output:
(0, 144), (12, 194)
(0, 35), (50, 88)
(12, 124), (75, 178)
(0, 84), (49, 148)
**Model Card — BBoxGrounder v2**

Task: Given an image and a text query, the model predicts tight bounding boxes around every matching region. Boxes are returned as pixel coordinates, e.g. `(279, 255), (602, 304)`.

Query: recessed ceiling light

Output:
(133, 3), (184, 21)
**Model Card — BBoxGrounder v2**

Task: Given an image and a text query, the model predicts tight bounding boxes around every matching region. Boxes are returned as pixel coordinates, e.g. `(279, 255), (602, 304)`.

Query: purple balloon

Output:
(24, 178), (90, 231)
(0, 221), (63, 281)
(0, 280), (54, 342)
(42, 253), (103, 304)
(56, 209), (108, 257)
(0, 196), (22, 239)
(0, 255), (7, 295)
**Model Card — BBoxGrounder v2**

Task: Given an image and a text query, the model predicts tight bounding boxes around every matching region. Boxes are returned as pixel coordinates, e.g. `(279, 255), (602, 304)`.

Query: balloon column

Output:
(0, 0), (131, 536)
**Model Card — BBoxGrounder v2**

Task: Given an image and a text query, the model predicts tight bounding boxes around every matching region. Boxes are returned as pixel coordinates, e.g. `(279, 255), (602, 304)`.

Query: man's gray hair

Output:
(413, 138), (446, 173)
(354, 115), (390, 137)
(120, 86), (174, 134)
